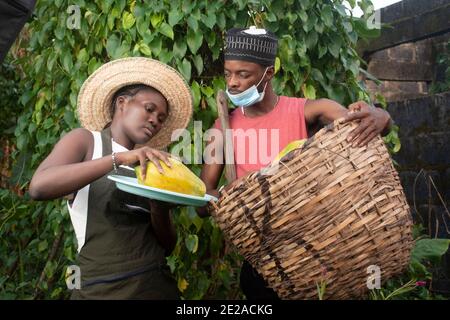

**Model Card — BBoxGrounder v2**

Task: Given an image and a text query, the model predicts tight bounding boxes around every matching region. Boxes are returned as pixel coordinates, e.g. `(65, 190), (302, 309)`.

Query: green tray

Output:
(108, 175), (217, 207)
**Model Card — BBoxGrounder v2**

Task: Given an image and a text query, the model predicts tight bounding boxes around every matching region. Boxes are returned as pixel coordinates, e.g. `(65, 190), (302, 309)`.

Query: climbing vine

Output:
(1, 0), (403, 299)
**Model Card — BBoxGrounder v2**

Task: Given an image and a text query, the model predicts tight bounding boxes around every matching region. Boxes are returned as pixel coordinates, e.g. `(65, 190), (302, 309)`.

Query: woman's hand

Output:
(343, 101), (391, 147)
(148, 199), (176, 254)
(148, 199), (177, 212)
(115, 147), (172, 178)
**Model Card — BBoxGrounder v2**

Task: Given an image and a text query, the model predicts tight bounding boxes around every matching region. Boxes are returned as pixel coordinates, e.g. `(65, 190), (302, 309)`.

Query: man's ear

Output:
(265, 66), (275, 80)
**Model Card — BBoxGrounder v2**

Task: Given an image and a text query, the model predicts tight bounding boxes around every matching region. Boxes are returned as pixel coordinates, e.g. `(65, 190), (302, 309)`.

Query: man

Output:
(199, 27), (392, 300)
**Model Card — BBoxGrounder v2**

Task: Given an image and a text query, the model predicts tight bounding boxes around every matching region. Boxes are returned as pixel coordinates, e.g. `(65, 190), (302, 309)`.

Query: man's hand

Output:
(343, 101), (391, 147)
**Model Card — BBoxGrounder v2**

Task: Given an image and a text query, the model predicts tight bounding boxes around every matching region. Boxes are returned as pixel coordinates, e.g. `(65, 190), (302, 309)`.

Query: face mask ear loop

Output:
(256, 67), (269, 88)
(261, 80), (269, 93)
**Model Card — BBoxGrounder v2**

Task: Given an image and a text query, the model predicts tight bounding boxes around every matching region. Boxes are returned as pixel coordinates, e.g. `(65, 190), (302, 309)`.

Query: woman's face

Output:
(118, 89), (168, 145)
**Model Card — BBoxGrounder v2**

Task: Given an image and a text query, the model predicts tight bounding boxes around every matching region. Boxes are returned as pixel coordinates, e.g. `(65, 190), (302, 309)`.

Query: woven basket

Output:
(209, 118), (414, 299)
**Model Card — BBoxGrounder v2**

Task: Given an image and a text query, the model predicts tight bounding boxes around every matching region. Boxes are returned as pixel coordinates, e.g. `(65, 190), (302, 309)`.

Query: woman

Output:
(29, 57), (193, 299)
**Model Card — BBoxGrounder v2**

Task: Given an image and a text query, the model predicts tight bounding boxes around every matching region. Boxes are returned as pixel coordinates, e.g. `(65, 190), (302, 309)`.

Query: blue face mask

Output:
(226, 67), (269, 108)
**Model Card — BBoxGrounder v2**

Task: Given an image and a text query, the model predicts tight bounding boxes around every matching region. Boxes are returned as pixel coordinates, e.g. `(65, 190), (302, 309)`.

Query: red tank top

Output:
(214, 96), (308, 179)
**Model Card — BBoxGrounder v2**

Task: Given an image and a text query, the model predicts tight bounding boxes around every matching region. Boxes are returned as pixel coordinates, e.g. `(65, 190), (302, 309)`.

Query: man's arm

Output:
(304, 99), (392, 147)
(304, 98), (348, 126)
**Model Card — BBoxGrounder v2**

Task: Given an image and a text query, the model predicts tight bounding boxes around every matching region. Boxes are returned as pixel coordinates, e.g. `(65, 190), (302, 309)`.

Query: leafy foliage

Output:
(1, 0), (402, 299)
(367, 226), (450, 300)
(0, 60), (20, 140)
(430, 40), (450, 94)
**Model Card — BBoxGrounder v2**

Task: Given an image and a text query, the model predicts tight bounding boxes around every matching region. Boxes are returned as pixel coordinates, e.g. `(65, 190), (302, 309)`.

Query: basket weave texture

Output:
(210, 118), (414, 299)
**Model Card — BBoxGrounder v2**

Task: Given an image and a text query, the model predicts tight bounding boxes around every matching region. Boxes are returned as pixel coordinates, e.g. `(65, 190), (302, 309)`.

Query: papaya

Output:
(135, 158), (206, 197)
(271, 139), (306, 165)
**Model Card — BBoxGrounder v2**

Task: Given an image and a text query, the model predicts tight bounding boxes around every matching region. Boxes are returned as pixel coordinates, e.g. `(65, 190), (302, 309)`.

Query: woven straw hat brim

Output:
(77, 57), (193, 150)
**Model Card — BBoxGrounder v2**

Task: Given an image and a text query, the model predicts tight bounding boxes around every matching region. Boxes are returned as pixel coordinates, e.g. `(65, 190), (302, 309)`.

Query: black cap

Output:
(224, 27), (278, 66)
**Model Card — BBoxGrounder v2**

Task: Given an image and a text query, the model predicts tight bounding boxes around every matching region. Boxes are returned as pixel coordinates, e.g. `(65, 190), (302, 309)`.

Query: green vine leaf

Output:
(122, 11), (136, 30)
(159, 22), (174, 40)
(1, 0), (405, 301)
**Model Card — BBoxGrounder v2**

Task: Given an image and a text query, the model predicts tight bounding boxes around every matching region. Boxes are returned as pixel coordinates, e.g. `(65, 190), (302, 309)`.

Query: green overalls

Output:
(71, 127), (179, 299)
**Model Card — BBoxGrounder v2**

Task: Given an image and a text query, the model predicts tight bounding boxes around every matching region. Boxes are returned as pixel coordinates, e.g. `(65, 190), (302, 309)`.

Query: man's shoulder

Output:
(282, 95), (304, 101)
(304, 98), (342, 110)
(277, 96), (308, 112)
(281, 95), (307, 105)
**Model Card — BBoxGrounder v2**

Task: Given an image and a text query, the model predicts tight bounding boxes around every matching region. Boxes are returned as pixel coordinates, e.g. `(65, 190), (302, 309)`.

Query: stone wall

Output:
(386, 92), (450, 295)
(360, 0), (450, 53)
(360, 1), (450, 231)
(358, 0), (450, 103)
(365, 33), (450, 102)
(387, 92), (449, 229)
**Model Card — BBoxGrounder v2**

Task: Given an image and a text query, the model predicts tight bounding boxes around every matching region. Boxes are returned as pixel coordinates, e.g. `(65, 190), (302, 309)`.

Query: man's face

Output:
(224, 60), (267, 94)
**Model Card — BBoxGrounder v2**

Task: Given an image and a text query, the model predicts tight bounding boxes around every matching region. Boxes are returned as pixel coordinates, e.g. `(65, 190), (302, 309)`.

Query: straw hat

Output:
(77, 57), (193, 149)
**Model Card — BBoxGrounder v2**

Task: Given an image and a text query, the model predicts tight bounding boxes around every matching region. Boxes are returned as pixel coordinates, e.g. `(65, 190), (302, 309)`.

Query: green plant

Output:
(0, 60), (20, 140)
(316, 279), (327, 300)
(0, 189), (75, 299)
(367, 225), (450, 300)
(1, 0), (392, 299)
(430, 40), (450, 94)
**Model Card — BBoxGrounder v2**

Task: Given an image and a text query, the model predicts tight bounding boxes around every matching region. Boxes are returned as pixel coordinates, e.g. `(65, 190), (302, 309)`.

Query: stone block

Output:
(368, 59), (433, 81)
(370, 48), (389, 60)
(432, 93), (450, 131)
(405, 96), (434, 134)
(417, 132), (450, 166)
(414, 38), (434, 64)
(387, 43), (415, 62)
(358, 1), (450, 54)
(380, 0), (450, 24)
(393, 137), (417, 167)
(378, 81), (428, 102)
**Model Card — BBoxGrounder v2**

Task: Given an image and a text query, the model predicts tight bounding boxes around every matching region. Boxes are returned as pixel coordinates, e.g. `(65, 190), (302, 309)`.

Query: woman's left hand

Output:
(343, 101), (391, 147)
(148, 199), (176, 213)
(148, 199), (177, 254)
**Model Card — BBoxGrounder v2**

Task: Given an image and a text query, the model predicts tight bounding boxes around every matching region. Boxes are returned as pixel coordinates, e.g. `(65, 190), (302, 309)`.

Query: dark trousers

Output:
(240, 260), (280, 300)
(71, 267), (179, 300)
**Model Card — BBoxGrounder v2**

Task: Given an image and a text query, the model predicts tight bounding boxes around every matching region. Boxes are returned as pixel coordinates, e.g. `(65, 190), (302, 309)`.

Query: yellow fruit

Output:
(271, 139), (306, 164)
(135, 158), (206, 197)
(178, 278), (189, 293)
